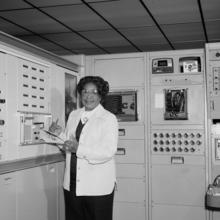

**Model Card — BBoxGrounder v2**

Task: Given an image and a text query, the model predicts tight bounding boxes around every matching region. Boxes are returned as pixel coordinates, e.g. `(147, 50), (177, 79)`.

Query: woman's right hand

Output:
(62, 137), (78, 153)
(49, 119), (62, 136)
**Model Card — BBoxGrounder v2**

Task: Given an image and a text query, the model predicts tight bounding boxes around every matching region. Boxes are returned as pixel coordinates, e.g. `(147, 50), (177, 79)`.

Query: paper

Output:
(40, 130), (65, 147)
(155, 93), (164, 109)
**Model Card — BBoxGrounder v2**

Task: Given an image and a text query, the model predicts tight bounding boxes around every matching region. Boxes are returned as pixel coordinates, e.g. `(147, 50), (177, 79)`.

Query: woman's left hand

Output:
(62, 138), (78, 153)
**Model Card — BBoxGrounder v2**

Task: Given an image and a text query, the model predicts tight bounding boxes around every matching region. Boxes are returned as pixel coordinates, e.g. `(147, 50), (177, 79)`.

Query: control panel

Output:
(213, 67), (220, 92)
(148, 49), (206, 220)
(19, 113), (51, 145)
(151, 130), (204, 155)
(206, 45), (220, 119)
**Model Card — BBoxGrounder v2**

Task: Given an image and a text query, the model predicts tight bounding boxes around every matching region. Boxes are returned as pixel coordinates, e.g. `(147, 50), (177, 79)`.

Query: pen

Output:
(43, 130), (65, 142)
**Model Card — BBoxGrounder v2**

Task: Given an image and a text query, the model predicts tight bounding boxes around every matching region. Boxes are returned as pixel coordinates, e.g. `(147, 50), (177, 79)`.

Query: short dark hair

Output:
(77, 76), (109, 99)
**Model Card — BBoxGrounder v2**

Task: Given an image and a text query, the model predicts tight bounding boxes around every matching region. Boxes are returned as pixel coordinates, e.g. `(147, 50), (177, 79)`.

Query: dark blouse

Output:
(70, 120), (85, 191)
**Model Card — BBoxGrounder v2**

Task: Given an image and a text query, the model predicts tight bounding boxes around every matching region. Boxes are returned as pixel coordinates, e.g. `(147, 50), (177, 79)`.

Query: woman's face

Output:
(81, 82), (101, 111)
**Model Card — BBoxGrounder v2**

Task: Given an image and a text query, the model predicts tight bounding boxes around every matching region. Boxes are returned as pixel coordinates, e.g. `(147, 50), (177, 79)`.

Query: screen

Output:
(102, 91), (138, 122)
(158, 60), (168, 67)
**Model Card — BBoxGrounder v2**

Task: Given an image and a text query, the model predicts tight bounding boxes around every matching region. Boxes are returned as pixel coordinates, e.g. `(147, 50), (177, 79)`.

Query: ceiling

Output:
(0, 0), (219, 56)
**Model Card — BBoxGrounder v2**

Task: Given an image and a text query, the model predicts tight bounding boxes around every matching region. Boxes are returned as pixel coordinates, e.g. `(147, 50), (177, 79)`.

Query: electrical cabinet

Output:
(114, 124), (146, 220)
(16, 164), (58, 220)
(86, 53), (147, 220)
(0, 162), (64, 220)
(147, 49), (207, 220)
(0, 173), (16, 220)
(88, 53), (145, 87)
(205, 43), (220, 220)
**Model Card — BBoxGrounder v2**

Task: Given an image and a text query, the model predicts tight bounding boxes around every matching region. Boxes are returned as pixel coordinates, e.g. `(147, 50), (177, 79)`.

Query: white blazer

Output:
(63, 104), (118, 196)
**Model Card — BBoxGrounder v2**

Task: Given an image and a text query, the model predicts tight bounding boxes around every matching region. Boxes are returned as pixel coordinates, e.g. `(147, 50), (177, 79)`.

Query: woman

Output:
(50, 76), (118, 220)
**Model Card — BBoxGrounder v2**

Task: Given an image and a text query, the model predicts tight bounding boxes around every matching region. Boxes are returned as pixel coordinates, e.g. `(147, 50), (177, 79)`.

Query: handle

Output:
(211, 100), (215, 110)
(3, 176), (13, 185)
(171, 156), (184, 164)
(118, 129), (125, 136)
(116, 147), (126, 155)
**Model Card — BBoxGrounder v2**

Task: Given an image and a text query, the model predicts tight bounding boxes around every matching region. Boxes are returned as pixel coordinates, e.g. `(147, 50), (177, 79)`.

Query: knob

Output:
(190, 140), (195, 145)
(196, 140), (202, 145)
(216, 52), (220, 57)
(172, 147), (176, 152)
(165, 133), (170, 138)
(166, 140), (170, 145)
(178, 133), (182, 138)
(178, 140), (182, 145)
(159, 133), (164, 138)
(165, 147), (170, 152)
(190, 133), (195, 138)
(196, 133), (201, 138)
(159, 147), (164, 152)
(153, 147), (158, 152)
(184, 140), (189, 145)
(178, 147), (182, 152)
(153, 140), (158, 145)
(172, 133), (176, 138)
(184, 133), (188, 138)
(190, 148), (195, 152)
(159, 140), (164, 145)
(184, 148), (189, 152)
(153, 133), (157, 138)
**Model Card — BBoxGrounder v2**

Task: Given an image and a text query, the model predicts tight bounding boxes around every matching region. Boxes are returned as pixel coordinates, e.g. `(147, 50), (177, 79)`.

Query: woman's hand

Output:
(49, 119), (62, 136)
(62, 137), (78, 153)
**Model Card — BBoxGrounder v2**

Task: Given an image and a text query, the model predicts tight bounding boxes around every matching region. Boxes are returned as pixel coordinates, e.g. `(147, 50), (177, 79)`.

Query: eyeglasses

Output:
(81, 89), (99, 96)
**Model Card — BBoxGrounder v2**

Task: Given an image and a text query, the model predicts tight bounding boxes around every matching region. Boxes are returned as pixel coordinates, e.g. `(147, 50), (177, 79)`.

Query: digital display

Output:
(158, 60), (168, 67)
(152, 58), (174, 73)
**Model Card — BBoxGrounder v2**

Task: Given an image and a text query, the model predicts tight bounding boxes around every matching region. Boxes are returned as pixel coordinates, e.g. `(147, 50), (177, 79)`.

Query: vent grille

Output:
(18, 59), (50, 113)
